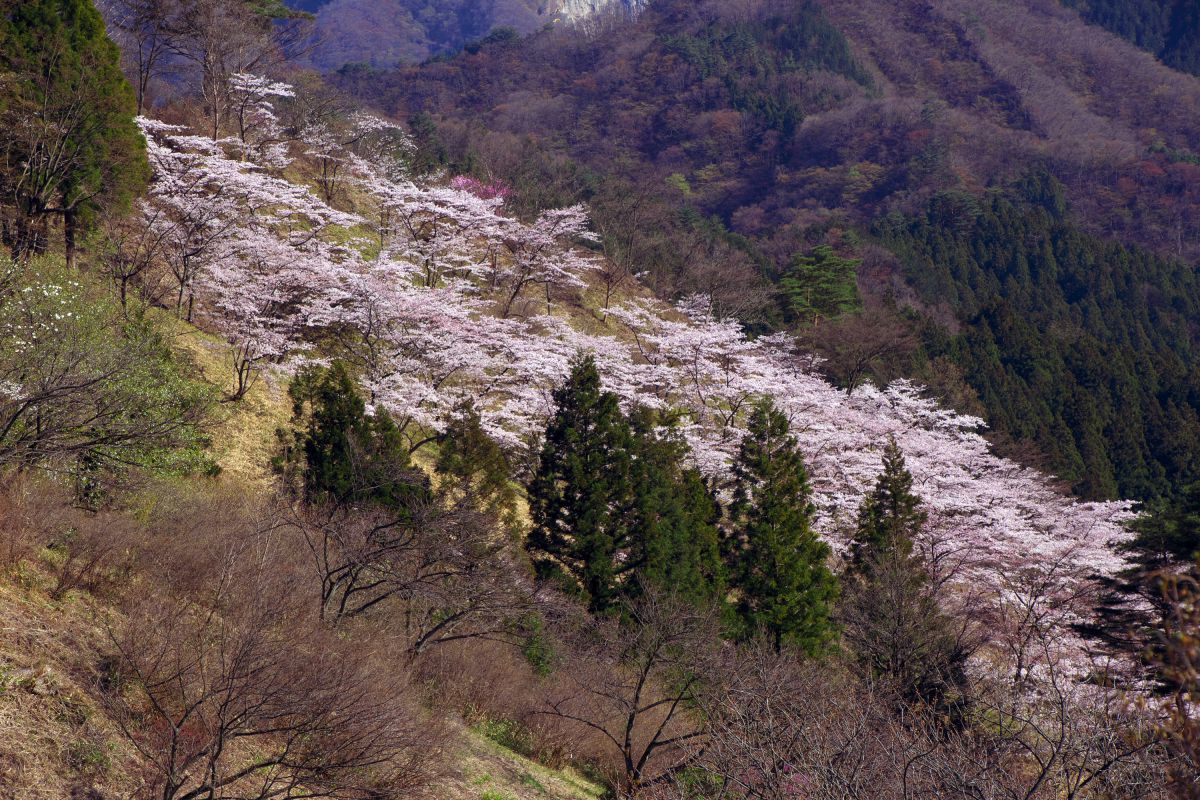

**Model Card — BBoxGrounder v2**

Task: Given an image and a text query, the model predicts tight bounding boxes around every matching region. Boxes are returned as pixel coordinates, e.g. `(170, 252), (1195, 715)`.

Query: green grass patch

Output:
(474, 716), (536, 759)
(480, 791), (516, 800)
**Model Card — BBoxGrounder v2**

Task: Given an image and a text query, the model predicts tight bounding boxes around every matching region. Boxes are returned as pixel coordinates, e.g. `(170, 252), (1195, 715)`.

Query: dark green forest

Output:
(877, 173), (1200, 500)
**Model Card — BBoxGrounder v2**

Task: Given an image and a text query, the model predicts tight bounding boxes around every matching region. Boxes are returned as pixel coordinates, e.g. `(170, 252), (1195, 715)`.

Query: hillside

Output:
(132, 107), (1134, 590)
(1062, 0), (1200, 75)
(333, 0), (1200, 501)
(3, 1), (1198, 798)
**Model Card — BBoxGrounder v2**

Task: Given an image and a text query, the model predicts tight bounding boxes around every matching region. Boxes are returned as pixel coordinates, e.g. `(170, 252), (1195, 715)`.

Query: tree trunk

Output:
(64, 208), (77, 270)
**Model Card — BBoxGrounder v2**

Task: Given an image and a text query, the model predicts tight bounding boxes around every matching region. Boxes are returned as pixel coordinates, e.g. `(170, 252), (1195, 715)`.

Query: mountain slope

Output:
(1061, 0), (1200, 75)
(332, 0), (1200, 500)
(2, 2), (1188, 797)
(285, 0), (550, 70)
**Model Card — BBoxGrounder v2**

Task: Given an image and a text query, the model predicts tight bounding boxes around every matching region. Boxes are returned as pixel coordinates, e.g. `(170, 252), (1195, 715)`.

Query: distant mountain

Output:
(285, 0), (549, 70)
(284, 0), (652, 70)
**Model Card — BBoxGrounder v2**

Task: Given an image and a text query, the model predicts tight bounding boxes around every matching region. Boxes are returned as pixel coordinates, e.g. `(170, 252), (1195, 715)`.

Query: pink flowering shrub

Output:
(450, 175), (512, 202)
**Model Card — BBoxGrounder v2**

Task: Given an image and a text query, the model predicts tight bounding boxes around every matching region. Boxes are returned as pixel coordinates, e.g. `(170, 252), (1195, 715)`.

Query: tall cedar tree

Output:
(843, 440), (968, 711)
(0, 0), (149, 264)
(527, 355), (724, 612)
(436, 399), (519, 534)
(726, 399), (837, 653)
(285, 362), (429, 510)
(624, 407), (725, 608)
(528, 355), (634, 612)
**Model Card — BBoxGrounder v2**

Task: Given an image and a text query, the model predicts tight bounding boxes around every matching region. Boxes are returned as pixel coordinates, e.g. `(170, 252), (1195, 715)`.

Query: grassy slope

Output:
(0, 307), (605, 799)
(443, 726), (605, 800)
(158, 311), (293, 489)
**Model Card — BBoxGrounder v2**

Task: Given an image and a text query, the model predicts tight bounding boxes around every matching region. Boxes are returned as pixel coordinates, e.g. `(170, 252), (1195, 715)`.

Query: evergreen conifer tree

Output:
(1131, 481), (1200, 571)
(849, 437), (928, 572)
(780, 244), (862, 325)
(285, 362), (428, 510)
(0, 0), (149, 263)
(436, 399), (519, 534)
(528, 357), (726, 613)
(625, 408), (725, 608)
(1088, 481), (1200, 661)
(841, 439), (969, 711)
(527, 355), (633, 612)
(726, 399), (837, 653)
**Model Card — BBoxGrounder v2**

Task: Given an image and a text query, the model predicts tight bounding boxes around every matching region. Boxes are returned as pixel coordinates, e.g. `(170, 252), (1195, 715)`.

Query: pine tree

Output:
(527, 355), (633, 612)
(849, 437), (928, 572)
(0, 0), (149, 264)
(726, 399), (837, 653)
(779, 244), (862, 326)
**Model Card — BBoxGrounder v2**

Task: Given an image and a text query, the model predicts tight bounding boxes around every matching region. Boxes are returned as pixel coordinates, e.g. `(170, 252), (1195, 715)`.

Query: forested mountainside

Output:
(2, 0), (1200, 798)
(1062, 0), (1200, 75)
(335, 0), (1200, 501)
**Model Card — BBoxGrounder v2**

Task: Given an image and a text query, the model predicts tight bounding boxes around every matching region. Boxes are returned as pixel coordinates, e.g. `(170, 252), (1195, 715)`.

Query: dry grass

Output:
(154, 310), (292, 490)
(434, 722), (605, 800)
(0, 562), (138, 800)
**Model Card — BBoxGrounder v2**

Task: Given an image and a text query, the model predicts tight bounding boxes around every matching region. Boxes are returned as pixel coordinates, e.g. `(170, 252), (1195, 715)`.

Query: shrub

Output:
(0, 259), (214, 493)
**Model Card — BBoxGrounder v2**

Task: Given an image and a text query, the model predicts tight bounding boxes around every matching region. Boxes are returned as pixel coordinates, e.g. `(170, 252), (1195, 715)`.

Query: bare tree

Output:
(693, 641), (1002, 800)
(797, 306), (918, 396)
(970, 645), (1167, 800)
(102, 526), (429, 800)
(539, 592), (719, 796)
(591, 189), (652, 320)
(91, 206), (173, 310)
(171, 0), (313, 140)
(103, 0), (312, 139)
(290, 490), (533, 660)
(100, 0), (175, 115)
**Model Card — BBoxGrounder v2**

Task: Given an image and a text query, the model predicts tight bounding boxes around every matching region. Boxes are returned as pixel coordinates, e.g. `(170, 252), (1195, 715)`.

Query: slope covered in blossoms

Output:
(136, 81), (1132, 631)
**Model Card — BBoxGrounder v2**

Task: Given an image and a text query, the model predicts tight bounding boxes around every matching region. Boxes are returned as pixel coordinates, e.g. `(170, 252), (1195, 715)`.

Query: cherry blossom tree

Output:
(227, 72), (295, 168)
(496, 205), (599, 317)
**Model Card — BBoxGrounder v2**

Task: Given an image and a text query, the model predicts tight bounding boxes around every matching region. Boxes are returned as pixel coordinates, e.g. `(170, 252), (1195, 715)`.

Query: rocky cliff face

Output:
(281, 0), (647, 70)
(550, 0), (646, 21)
